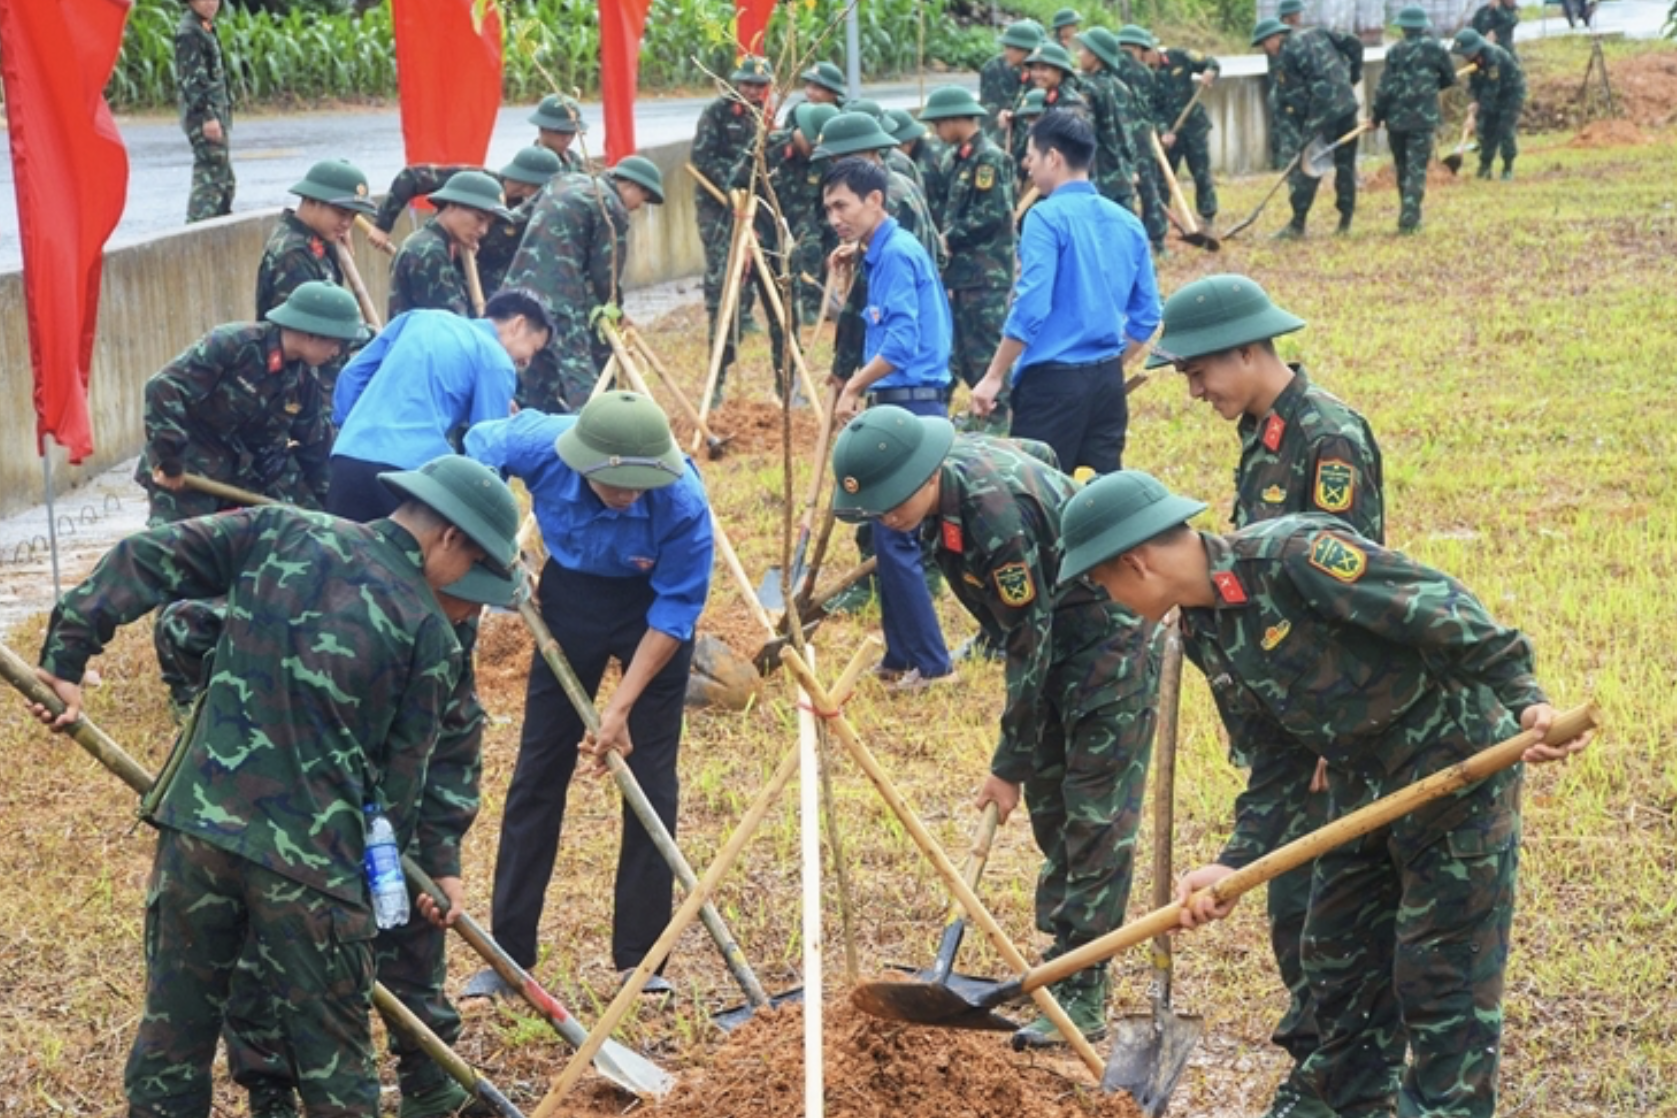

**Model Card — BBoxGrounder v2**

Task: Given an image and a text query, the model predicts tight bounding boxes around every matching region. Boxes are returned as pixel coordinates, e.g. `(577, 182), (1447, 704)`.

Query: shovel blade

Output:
(711, 987), (804, 1032)
(595, 1038), (677, 1100)
(1442, 152), (1463, 173)
(757, 567), (787, 612)
(884, 962), (1017, 1007)
(849, 978), (1017, 1032)
(1101, 1011), (1205, 1117)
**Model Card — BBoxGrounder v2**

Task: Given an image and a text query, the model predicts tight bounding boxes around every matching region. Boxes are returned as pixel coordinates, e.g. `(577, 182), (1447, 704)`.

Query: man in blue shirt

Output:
(460, 392), (715, 997)
(327, 288), (553, 521)
(824, 157), (955, 689)
(971, 111), (1161, 475)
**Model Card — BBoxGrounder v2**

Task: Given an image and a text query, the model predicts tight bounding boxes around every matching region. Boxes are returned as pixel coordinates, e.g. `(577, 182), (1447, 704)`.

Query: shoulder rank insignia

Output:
(309, 236), (326, 259)
(1313, 458), (1354, 513)
(959, 142), (972, 159)
(1262, 413), (1285, 452)
(975, 164), (996, 191)
(1262, 484), (1286, 504)
(941, 520), (964, 553)
(1212, 570), (1248, 605)
(1261, 618), (1291, 650)
(1308, 533), (1367, 583)
(267, 347), (284, 373)
(993, 562), (1035, 607)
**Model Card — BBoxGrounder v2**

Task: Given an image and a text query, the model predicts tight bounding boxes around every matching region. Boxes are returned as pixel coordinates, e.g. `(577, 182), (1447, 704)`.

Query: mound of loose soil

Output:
(1362, 161), (1465, 190)
(1525, 50), (1677, 131)
(651, 1000), (1144, 1118)
(672, 398), (825, 461)
(1568, 118), (1651, 148)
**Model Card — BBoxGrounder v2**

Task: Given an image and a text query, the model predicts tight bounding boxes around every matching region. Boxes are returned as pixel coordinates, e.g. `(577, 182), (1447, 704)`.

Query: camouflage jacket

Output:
(1276, 27), (1360, 138)
(1179, 514), (1547, 867)
(729, 128), (817, 258)
(371, 163), (534, 291)
(256, 210), (344, 320)
(174, 9), (230, 132)
(416, 616), (486, 880)
(939, 133), (1016, 290)
(503, 172), (630, 330)
(979, 53), (1034, 142)
(1470, 2), (1520, 55)
(135, 322), (333, 509)
(886, 147), (924, 192)
(1032, 82), (1090, 120)
(1079, 69), (1140, 198)
(39, 507), (461, 906)
(389, 220), (471, 319)
(908, 137), (950, 226)
(693, 95), (763, 208)
(1372, 33), (1457, 132)
(1112, 53), (1161, 142)
(1467, 43), (1526, 109)
(1233, 366), (1384, 544)
(1153, 48), (1220, 134)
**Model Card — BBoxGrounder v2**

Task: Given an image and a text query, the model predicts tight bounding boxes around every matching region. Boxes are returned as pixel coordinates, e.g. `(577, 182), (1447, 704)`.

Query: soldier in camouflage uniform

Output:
(1153, 42), (1220, 224)
(887, 109), (946, 203)
(1372, 8), (1457, 232)
(801, 61), (849, 107)
(27, 456), (522, 1118)
(1454, 30), (1525, 181)
(693, 56), (772, 373)
(777, 103), (842, 323)
(137, 282), (365, 525)
(1073, 28), (1142, 211)
(1025, 42), (1090, 118)
(176, 0), (233, 222)
(831, 407), (1158, 1048)
(1266, 12), (1361, 237)
(921, 87), (1015, 432)
(502, 157), (664, 412)
(1010, 89), (1049, 186)
(1062, 472), (1590, 1118)
(980, 20), (1044, 146)
(529, 94), (591, 173)
(1147, 274), (1388, 1118)
(388, 170), (513, 319)
(1470, 0), (1520, 57)
(1113, 26), (1172, 250)
(1051, 7), (1082, 48)
(847, 99), (925, 189)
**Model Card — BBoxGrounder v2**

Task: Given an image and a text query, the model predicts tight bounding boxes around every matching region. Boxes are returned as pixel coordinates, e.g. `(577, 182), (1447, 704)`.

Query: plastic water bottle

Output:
(363, 805), (410, 929)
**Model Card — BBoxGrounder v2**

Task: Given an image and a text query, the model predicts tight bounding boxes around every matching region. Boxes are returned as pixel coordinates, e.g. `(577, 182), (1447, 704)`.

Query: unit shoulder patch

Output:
(1313, 458), (1354, 513)
(975, 164), (996, 191)
(993, 562), (1036, 606)
(1308, 533), (1367, 583)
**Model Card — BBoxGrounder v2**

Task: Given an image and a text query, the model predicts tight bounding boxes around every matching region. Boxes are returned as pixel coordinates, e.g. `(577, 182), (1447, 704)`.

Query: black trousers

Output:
(326, 455), (401, 523)
(489, 560), (695, 971)
(1009, 356), (1129, 475)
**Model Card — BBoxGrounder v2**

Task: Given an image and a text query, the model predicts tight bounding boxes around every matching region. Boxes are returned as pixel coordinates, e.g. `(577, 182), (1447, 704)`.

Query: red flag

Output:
(0, 0), (131, 463)
(392, 0), (503, 166)
(599, 0), (652, 163)
(736, 0), (776, 54)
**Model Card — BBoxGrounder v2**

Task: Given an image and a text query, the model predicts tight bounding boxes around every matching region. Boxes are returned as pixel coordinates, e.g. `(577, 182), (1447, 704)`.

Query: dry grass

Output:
(2, 38), (1674, 1116)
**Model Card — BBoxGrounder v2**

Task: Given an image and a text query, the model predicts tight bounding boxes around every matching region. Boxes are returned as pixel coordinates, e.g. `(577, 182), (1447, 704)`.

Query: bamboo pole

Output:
(335, 243), (384, 332)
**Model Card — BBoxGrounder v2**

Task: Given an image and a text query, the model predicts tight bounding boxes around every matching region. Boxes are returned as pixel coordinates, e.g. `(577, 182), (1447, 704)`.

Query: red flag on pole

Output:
(736, 0), (776, 54)
(599, 0), (652, 163)
(0, 0), (132, 464)
(392, 0), (504, 166)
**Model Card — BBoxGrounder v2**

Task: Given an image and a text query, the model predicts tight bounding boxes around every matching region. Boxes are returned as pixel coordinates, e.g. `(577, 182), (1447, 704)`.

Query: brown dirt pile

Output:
(1362, 161), (1464, 190)
(650, 1000), (1144, 1118)
(1526, 51), (1677, 131)
(672, 398), (825, 460)
(1568, 118), (1652, 148)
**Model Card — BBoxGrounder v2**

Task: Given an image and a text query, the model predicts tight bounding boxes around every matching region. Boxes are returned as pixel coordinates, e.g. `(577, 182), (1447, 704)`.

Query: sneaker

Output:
(887, 668), (957, 694)
(870, 663), (908, 683)
(460, 966), (517, 1001)
(1271, 221), (1306, 240)
(399, 1080), (490, 1118)
(619, 969), (675, 996)
(1011, 967), (1108, 1049)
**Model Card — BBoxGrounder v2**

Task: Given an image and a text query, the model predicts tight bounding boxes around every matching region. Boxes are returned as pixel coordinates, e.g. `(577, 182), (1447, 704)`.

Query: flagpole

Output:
(41, 435), (62, 600)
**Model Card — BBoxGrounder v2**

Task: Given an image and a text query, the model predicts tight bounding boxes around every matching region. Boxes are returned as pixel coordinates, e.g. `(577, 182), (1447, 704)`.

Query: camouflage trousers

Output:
(1131, 132), (1170, 248)
(948, 286), (1011, 434)
(1023, 604), (1158, 949)
(698, 194), (758, 375)
(126, 829), (378, 1118)
(1288, 111), (1360, 226)
(1387, 129), (1436, 231)
(518, 310), (602, 414)
(1094, 171), (1139, 217)
(1476, 105), (1520, 173)
(186, 126), (235, 223)
(154, 598), (225, 709)
(1299, 756), (1524, 1118)
(792, 232), (830, 323)
(1165, 125), (1219, 220)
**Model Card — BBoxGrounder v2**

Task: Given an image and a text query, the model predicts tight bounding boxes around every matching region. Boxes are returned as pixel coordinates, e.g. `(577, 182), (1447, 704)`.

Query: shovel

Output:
(1303, 122), (1373, 179)
(1149, 131), (1220, 252)
(1103, 626), (1201, 1115)
(1441, 115), (1477, 174)
(759, 384), (842, 612)
(1222, 149), (1305, 240)
(850, 703), (1598, 1033)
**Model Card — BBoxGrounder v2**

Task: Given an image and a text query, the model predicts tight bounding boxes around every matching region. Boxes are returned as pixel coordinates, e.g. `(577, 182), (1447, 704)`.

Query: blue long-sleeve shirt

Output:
(332, 311), (516, 468)
(862, 216), (953, 391)
(1002, 181), (1161, 378)
(464, 411), (714, 641)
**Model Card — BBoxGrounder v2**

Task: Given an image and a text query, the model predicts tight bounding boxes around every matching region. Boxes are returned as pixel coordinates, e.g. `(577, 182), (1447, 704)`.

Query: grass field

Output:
(2, 38), (1674, 1117)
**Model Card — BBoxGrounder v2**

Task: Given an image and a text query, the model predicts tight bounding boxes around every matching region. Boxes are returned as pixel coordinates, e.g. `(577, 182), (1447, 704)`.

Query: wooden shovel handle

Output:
(181, 472), (273, 508)
(462, 248), (487, 317)
(1149, 130), (1199, 235)
(1167, 80), (1209, 137)
(334, 243), (383, 333)
(355, 214), (396, 256)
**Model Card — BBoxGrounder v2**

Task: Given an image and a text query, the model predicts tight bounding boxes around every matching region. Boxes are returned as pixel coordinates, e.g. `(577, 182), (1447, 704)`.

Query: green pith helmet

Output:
(265, 281), (366, 342)
(1052, 7), (1082, 29)
(378, 456), (523, 575)
(884, 108), (927, 143)
(429, 170), (513, 220)
(1146, 274), (1307, 369)
(1000, 19), (1046, 50)
(608, 155), (666, 204)
(829, 406), (955, 520)
(1027, 41), (1077, 73)
(499, 145), (563, 187)
(1116, 23), (1157, 49)
(1251, 17), (1292, 45)
(1058, 472), (1208, 584)
(811, 111), (898, 160)
(442, 561), (525, 609)
(846, 98), (886, 120)
(794, 101), (841, 141)
(1395, 5), (1432, 30)
(556, 392), (686, 490)
(529, 94), (586, 133)
(1452, 28), (1487, 56)
(732, 55), (773, 84)
(288, 159), (376, 216)
(1277, 0), (1306, 16)
(919, 85), (988, 121)
(802, 61), (848, 96)
(1078, 27), (1126, 72)
(1017, 88), (1049, 118)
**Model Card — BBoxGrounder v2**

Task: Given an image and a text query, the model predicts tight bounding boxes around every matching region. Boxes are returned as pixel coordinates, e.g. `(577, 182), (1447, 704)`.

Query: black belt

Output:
(1022, 354), (1122, 375)
(869, 385), (948, 404)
